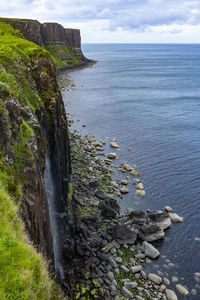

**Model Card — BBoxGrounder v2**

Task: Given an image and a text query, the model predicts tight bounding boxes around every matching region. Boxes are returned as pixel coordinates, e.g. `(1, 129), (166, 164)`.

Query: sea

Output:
(61, 44), (200, 299)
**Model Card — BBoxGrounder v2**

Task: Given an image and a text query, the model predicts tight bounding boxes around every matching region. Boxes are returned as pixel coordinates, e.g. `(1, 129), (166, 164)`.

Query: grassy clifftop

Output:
(0, 22), (66, 299)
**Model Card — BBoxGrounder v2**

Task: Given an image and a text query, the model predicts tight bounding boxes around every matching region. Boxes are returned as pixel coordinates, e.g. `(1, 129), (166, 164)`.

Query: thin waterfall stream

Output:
(44, 149), (64, 280)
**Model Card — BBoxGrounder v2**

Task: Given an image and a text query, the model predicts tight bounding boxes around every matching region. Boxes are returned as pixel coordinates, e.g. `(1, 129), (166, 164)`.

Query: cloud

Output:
(0, 0), (200, 42)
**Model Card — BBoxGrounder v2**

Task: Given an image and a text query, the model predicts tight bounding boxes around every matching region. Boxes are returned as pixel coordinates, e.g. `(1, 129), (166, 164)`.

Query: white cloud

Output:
(0, 0), (200, 42)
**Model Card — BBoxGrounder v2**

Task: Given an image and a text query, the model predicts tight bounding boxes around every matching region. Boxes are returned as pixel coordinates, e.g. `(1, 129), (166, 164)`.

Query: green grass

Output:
(0, 179), (65, 299)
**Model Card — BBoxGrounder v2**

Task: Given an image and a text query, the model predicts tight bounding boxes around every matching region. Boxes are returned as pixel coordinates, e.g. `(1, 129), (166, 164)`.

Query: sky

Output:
(1, 0), (200, 43)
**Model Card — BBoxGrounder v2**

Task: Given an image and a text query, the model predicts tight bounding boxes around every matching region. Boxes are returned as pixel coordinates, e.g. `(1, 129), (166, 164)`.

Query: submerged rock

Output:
(169, 212), (183, 222)
(176, 284), (189, 296)
(124, 164), (134, 171)
(112, 224), (137, 245)
(107, 153), (117, 159)
(136, 189), (146, 196)
(136, 182), (144, 190)
(110, 142), (119, 149)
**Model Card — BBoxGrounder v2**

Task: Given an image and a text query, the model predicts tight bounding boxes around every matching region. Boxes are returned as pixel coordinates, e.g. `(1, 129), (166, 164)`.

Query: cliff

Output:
(0, 17), (91, 69)
(0, 21), (71, 298)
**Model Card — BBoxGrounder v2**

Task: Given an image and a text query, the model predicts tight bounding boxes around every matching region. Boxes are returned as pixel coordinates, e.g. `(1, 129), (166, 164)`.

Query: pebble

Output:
(136, 182), (144, 190)
(107, 271), (114, 281)
(107, 153), (117, 159)
(172, 276), (178, 282)
(136, 189), (146, 196)
(163, 278), (170, 285)
(121, 180), (128, 185)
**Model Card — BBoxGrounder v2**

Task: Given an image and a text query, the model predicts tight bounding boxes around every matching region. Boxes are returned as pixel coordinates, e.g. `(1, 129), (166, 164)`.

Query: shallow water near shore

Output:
(60, 44), (200, 298)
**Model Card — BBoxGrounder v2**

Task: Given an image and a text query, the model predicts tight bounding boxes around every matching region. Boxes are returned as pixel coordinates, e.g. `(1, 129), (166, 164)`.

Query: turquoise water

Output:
(62, 44), (200, 298)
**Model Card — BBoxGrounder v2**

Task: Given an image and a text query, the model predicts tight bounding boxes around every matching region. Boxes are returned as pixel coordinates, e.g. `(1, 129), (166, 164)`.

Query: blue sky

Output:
(1, 0), (200, 43)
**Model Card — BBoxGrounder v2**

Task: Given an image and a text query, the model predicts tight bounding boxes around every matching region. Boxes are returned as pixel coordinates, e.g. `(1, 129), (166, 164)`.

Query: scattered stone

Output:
(124, 164), (134, 171)
(136, 182), (144, 190)
(148, 273), (162, 285)
(176, 284), (189, 296)
(120, 186), (129, 194)
(115, 257), (123, 263)
(95, 190), (108, 200)
(163, 278), (170, 285)
(165, 289), (178, 300)
(121, 180), (128, 185)
(130, 265), (143, 274)
(165, 206), (173, 212)
(110, 142), (119, 149)
(121, 265), (129, 273)
(168, 212), (183, 222)
(128, 147), (132, 151)
(107, 153), (117, 159)
(122, 287), (133, 299)
(124, 281), (138, 289)
(136, 189), (146, 196)
(130, 170), (140, 176)
(141, 241), (160, 259)
(107, 271), (114, 282)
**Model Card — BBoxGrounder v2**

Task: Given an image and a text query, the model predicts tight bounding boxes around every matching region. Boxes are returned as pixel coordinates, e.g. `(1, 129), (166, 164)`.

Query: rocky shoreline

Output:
(65, 130), (188, 300)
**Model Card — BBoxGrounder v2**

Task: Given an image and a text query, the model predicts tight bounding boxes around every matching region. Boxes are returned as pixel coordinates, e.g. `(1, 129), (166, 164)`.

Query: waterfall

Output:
(44, 150), (64, 280)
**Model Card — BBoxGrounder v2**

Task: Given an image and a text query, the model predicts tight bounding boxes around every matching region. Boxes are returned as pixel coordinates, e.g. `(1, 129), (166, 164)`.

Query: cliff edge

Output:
(0, 17), (92, 69)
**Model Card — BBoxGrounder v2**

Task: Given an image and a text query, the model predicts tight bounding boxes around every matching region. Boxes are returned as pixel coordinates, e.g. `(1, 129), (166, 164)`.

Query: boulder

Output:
(130, 265), (142, 273)
(124, 164), (134, 171)
(95, 190), (108, 200)
(176, 284), (189, 296)
(120, 186), (129, 194)
(110, 142), (119, 148)
(141, 241), (160, 259)
(107, 153), (117, 159)
(136, 182), (144, 190)
(165, 206), (173, 212)
(165, 289), (178, 300)
(138, 224), (164, 242)
(169, 212), (183, 222)
(129, 211), (146, 225)
(100, 204), (117, 219)
(105, 197), (120, 214)
(148, 211), (171, 230)
(136, 189), (146, 196)
(112, 224), (137, 245)
(121, 180), (128, 185)
(148, 273), (162, 284)
(122, 287), (133, 299)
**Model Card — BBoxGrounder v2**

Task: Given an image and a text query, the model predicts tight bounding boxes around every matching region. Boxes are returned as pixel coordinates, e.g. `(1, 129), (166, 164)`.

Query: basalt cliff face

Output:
(0, 21), (73, 297)
(1, 18), (90, 68)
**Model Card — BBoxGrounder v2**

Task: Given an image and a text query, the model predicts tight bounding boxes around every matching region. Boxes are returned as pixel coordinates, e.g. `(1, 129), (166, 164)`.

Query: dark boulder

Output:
(105, 197), (120, 214)
(95, 189), (108, 200)
(112, 224), (137, 245)
(100, 204), (117, 219)
(138, 224), (164, 242)
(129, 210), (146, 225)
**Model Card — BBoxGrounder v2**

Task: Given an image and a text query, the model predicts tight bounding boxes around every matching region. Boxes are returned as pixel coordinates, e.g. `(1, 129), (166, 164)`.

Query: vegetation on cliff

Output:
(0, 180), (64, 299)
(0, 21), (67, 299)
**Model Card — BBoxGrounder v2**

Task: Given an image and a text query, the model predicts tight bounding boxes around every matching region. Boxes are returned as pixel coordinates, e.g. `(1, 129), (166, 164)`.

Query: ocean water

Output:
(61, 44), (200, 298)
